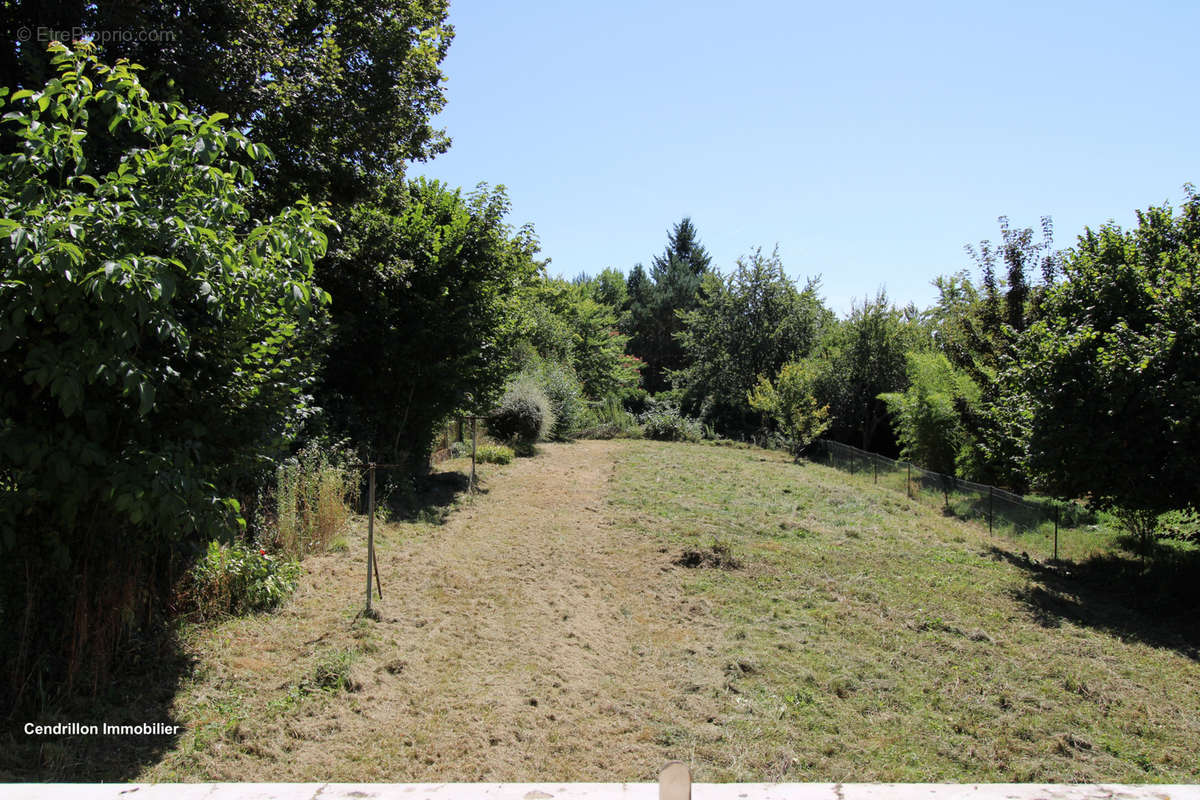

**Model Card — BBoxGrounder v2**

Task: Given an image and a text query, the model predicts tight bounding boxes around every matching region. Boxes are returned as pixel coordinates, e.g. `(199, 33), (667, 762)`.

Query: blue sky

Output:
(412, 1), (1200, 316)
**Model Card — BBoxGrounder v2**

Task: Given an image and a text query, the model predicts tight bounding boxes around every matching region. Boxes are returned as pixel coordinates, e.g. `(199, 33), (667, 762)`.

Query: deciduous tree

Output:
(0, 45), (332, 709)
(674, 247), (828, 434)
(1014, 188), (1200, 548)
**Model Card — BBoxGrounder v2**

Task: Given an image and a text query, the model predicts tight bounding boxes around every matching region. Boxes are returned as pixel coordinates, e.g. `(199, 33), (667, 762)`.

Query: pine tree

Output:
(625, 218), (713, 393)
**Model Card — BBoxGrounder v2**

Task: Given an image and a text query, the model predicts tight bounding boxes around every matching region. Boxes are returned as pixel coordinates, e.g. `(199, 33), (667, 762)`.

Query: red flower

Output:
(259, 549), (266, 555)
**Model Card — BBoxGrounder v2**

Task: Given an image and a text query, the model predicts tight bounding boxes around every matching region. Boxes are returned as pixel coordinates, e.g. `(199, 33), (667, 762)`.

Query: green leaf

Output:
(138, 381), (156, 416)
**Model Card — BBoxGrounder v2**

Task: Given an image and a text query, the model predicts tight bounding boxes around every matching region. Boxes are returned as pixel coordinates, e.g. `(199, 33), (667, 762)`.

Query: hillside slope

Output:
(23, 438), (1195, 782)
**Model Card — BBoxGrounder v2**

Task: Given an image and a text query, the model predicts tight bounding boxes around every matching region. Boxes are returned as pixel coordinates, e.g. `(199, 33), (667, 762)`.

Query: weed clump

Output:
(305, 648), (359, 693)
(273, 439), (361, 558)
(183, 541), (301, 619)
(676, 540), (742, 569)
(475, 443), (515, 464)
(639, 401), (702, 442)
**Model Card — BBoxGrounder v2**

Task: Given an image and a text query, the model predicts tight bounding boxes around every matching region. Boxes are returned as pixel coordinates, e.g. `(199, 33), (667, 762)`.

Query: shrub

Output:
(185, 541), (301, 620)
(747, 360), (832, 458)
(475, 443), (515, 464)
(531, 361), (587, 439)
(576, 396), (642, 439)
(638, 400), (702, 442)
(488, 376), (555, 445)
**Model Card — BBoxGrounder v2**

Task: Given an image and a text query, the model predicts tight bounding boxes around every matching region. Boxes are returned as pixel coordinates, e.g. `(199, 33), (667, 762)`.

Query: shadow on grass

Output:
(0, 628), (191, 781)
(990, 544), (1200, 661)
(378, 469), (478, 524)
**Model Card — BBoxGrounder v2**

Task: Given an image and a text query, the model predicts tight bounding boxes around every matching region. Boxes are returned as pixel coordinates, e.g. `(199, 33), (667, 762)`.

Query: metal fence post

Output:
(988, 486), (993, 534)
(873, 459), (877, 484)
(469, 416), (478, 493)
(1054, 504), (1059, 561)
(906, 463), (912, 499)
(366, 462), (376, 615)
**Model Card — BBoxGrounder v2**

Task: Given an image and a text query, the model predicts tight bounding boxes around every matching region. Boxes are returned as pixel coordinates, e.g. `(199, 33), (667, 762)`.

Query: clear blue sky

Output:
(412, 1), (1200, 316)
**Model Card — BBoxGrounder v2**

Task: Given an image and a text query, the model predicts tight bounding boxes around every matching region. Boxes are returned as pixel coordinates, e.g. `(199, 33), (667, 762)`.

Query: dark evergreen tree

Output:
(625, 218), (713, 393)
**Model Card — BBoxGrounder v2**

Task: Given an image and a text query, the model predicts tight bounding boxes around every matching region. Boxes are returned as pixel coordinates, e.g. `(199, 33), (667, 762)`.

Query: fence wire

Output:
(808, 438), (1082, 562)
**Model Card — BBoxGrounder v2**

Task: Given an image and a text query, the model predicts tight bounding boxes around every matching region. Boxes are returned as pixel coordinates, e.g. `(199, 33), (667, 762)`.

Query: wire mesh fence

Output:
(807, 438), (1104, 563)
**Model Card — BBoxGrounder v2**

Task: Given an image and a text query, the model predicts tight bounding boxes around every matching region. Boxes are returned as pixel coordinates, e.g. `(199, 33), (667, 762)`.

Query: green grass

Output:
(608, 440), (1200, 782)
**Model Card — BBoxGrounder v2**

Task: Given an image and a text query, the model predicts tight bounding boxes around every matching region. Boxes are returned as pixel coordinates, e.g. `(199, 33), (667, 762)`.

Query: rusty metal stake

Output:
(365, 463), (376, 615)
(470, 416), (478, 493)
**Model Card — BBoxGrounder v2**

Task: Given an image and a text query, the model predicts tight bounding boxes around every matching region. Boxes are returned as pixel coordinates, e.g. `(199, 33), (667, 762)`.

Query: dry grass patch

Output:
(136, 442), (728, 782)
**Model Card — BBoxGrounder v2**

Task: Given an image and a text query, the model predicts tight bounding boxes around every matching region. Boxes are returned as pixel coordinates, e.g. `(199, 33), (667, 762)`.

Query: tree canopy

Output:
(1013, 188), (1200, 539)
(315, 178), (541, 469)
(0, 44), (332, 706)
(674, 247), (827, 434)
(624, 217), (713, 394)
(1, 0), (454, 209)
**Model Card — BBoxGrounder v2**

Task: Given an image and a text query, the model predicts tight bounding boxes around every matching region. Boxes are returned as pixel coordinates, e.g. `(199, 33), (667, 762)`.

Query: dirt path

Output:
(155, 441), (727, 781)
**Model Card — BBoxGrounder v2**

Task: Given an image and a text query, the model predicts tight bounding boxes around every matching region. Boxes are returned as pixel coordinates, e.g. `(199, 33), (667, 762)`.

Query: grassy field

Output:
(607, 440), (1199, 781)
(7, 438), (1198, 782)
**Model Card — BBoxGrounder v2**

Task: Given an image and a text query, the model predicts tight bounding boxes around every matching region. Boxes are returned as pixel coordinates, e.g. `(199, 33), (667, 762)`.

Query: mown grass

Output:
(10, 440), (1196, 783)
(608, 440), (1200, 782)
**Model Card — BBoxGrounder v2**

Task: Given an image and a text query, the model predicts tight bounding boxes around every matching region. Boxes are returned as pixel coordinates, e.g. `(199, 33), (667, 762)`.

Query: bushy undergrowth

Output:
(489, 376), (555, 446)
(274, 440), (361, 559)
(475, 443), (515, 464)
(576, 396), (642, 439)
(183, 541), (301, 620)
(638, 400), (702, 442)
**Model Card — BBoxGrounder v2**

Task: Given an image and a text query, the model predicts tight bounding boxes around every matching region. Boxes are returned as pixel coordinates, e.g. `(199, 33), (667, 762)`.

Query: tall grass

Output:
(576, 396), (641, 439)
(273, 441), (362, 559)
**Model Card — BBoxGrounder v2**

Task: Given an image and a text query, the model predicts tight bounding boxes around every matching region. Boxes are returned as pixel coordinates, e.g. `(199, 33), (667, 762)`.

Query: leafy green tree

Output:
(878, 352), (980, 475)
(509, 278), (576, 368)
(590, 266), (629, 311)
(747, 360), (831, 456)
(808, 291), (918, 453)
(674, 247), (828, 434)
(510, 275), (642, 402)
(0, 45), (332, 709)
(1013, 188), (1200, 549)
(564, 293), (640, 399)
(314, 178), (540, 470)
(2, 0), (454, 209)
(951, 217), (1060, 487)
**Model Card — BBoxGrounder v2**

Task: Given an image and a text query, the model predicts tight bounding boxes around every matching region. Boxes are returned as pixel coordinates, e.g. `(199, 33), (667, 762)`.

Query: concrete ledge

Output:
(1, 784), (1196, 800)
